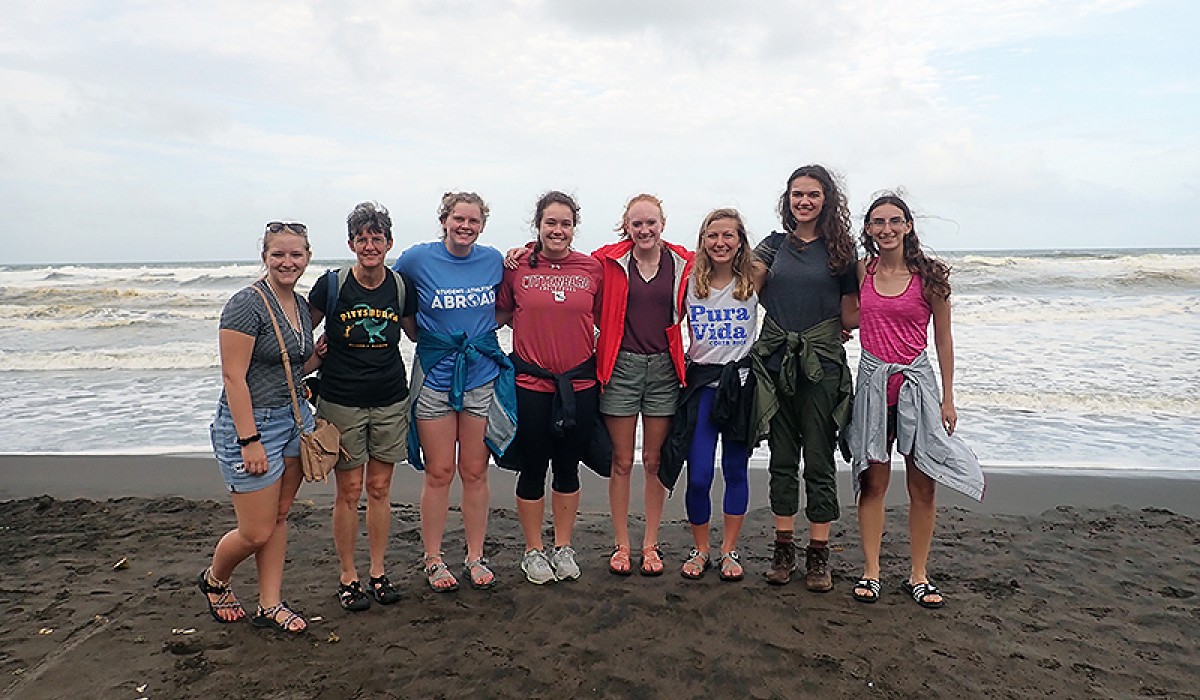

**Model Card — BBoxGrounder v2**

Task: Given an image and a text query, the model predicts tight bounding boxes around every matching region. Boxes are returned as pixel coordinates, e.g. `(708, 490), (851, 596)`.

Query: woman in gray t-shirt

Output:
(198, 221), (319, 634)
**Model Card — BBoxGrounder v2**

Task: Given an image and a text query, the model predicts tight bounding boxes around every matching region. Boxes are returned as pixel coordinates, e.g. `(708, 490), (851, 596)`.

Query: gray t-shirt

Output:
(218, 280), (314, 409)
(756, 231), (857, 372)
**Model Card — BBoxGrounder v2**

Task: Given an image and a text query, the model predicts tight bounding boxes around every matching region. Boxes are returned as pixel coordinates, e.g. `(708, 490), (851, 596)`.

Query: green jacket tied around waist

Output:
(749, 315), (853, 450)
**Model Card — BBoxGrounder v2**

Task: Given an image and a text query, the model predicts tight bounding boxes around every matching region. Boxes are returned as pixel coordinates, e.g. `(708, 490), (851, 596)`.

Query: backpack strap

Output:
(387, 267), (407, 315)
(326, 265), (406, 320)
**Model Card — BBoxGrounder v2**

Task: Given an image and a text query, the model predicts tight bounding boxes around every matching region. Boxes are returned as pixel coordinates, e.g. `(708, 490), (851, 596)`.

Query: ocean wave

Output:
(0, 344), (218, 371)
(952, 295), (1198, 323)
(948, 252), (1200, 292)
(959, 390), (1200, 417)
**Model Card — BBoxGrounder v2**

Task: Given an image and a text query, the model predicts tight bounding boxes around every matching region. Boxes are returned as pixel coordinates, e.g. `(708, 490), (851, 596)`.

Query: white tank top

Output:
(685, 277), (758, 370)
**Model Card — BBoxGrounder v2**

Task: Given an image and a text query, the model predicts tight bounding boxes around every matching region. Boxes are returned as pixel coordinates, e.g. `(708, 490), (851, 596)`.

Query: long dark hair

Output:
(860, 194), (951, 301)
(529, 191), (580, 268)
(776, 164), (855, 275)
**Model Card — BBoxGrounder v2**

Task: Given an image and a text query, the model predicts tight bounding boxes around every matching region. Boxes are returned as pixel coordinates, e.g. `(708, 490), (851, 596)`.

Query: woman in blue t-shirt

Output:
(393, 192), (515, 592)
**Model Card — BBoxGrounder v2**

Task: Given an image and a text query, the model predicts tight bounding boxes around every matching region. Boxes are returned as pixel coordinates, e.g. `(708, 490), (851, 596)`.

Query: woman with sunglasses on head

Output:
(308, 202), (418, 612)
(846, 193), (983, 609)
(751, 165), (858, 591)
(495, 191), (604, 585)
(393, 192), (516, 592)
(593, 194), (693, 577)
(199, 220), (319, 633)
(662, 208), (765, 582)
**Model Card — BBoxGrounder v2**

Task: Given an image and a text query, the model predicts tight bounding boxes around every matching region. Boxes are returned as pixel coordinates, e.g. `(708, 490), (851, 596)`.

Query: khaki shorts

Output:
(599, 351), (679, 417)
(414, 381), (494, 421)
(316, 397), (409, 470)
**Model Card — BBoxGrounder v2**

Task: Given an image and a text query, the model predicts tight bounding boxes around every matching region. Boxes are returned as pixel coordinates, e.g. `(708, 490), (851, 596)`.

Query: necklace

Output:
(262, 279), (305, 355)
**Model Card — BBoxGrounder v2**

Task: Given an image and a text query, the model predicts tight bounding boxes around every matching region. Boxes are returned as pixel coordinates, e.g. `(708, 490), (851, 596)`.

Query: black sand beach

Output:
(1, 455), (1198, 699)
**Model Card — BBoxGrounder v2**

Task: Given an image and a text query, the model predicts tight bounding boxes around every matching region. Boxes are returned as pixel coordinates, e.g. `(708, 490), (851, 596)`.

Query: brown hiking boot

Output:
(804, 545), (833, 592)
(765, 540), (796, 585)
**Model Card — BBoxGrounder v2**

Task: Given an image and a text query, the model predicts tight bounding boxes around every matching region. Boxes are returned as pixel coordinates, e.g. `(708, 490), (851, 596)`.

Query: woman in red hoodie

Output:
(592, 194), (693, 576)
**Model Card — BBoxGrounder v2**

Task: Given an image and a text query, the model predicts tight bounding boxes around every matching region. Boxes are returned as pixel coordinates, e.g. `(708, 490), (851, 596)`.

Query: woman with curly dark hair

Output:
(751, 164), (858, 591)
(846, 193), (983, 609)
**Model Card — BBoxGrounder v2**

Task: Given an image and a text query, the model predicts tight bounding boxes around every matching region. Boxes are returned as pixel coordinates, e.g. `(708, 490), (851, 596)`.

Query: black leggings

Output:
(513, 385), (599, 501)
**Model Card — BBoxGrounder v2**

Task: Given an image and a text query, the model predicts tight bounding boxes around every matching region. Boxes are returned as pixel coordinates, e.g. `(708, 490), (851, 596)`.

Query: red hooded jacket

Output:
(591, 239), (695, 387)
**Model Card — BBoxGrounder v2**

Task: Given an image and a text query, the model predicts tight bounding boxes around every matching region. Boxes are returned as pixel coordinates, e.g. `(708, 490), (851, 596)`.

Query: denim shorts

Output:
(210, 400), (314, 494)
(599, 350), (680, 417)
(316, 397), (409, 470)
(414, 381), (494, 420)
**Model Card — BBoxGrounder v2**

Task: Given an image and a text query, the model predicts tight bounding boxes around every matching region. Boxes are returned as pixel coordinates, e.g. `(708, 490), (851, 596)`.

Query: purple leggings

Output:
(685, 387), (750, 525)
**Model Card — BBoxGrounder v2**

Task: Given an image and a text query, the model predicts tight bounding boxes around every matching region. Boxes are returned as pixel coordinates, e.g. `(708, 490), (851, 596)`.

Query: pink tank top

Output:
(859, 264), (931, 405)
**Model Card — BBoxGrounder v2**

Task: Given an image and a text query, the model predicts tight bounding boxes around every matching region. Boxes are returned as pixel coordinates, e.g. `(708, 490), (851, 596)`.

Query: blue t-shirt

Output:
(393, 241), (503, 391)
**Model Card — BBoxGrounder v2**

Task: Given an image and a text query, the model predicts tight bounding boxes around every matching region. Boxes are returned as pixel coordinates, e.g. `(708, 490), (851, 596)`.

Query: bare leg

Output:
(332, 465), (365, 584)
(516, 496), (545, 551)
(640, 414), (671, 550)
(720, 514), (745, 555)
(456, 412), (491, 564)
(363, 458), (395, 578)
(416, 415), (458, 563)
(605, 414), (638, 551)
(253, 457), (304, 610)
(551, 489), (580, 548)
(906, 456), (939, 604)
(208, 478), (281, 622)
(857, 462), (891, 582)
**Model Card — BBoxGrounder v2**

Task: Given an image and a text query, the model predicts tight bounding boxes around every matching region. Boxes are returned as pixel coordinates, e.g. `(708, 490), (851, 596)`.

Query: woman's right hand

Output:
(504, 245), (531, 269)
(241, 441), (269, 475)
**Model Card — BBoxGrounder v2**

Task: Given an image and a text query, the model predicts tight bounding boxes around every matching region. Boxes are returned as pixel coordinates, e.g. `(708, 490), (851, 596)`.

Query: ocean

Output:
(2, 249), (1197, 474)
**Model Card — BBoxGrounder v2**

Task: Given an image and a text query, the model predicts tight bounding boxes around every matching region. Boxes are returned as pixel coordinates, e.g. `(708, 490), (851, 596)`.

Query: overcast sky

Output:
(2, 0), (1196, 264)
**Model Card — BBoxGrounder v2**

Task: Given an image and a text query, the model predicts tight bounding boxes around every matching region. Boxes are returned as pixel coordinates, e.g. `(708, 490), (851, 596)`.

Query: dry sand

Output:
(1, 455), (1197, 699)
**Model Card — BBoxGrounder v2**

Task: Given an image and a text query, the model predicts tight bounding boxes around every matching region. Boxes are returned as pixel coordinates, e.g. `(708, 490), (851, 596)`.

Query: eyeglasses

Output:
(265, 221), (307, 234)
(353, 235), (389, 247)
(867, 216), (908, 231)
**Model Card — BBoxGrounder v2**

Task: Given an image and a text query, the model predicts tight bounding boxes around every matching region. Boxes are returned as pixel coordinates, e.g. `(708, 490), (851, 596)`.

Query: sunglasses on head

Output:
(265, 221), (307, 234)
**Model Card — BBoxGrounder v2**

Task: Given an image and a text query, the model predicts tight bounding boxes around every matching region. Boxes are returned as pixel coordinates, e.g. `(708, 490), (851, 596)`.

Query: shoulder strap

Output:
(388, 268), (406, 313)
(250, 283), (305, 431)
(756, 231), (786, 268)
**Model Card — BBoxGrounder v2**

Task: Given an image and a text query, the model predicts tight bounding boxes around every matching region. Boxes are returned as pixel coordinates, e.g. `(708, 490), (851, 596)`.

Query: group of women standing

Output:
(198, 164), (984, 634)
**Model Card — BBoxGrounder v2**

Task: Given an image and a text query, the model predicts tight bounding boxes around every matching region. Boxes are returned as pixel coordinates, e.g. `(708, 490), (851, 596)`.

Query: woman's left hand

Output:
(941, 403), (958, 436)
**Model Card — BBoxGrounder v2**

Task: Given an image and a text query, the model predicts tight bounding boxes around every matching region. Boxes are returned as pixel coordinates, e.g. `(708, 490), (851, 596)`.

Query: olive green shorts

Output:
(599, 350), (679, 417)
(316, 397), (409, 470)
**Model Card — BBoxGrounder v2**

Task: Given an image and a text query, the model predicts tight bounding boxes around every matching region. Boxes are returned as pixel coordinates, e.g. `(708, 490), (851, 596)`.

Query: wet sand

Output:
(1, 454), (1197, 699)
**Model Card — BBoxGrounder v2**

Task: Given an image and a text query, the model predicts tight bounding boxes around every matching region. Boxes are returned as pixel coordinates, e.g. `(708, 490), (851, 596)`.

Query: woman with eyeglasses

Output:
(393, 192), (516, 592)
(199, 220), (319, 633)
(307, 202), (418, 612)
(751, 165), (858, 592)
(846, 193), (983, 609)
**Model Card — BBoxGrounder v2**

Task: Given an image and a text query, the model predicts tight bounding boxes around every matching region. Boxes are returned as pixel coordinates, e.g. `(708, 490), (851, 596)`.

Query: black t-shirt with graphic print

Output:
(309, 269), (418, 408)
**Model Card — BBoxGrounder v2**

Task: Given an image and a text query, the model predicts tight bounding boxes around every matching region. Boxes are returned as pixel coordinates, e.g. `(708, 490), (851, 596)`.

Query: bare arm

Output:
(841, 259), (866, 331)
(930, 293), (957, 435)
(218, 328), (270, 474)
(749, 259), (768, 294)
(400, 316), (419, 342)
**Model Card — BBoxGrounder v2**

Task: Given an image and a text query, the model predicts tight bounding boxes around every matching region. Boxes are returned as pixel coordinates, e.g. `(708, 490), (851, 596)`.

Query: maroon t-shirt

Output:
(620, 252), (675, 354)
(497, 251), (604, 393)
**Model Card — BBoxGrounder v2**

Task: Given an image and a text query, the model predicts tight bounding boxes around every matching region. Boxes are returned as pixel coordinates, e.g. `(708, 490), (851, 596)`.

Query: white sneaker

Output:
(521, 549), (555, 585)
(550, 545), (581, 581)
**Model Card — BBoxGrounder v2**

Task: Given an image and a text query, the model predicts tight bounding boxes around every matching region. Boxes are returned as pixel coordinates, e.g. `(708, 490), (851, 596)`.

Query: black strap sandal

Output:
(251, 601), (307, 633)
(852, 577), (881, 604)
(903, 580), (945, 609)
(338, 580), (372, 611)
(197, 568), (245, 623)
(368, 574), (401, 605)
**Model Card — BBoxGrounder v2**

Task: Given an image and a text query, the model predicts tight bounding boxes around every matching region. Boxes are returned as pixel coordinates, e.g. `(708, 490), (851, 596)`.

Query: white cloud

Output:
(0, 0), (1194, 262)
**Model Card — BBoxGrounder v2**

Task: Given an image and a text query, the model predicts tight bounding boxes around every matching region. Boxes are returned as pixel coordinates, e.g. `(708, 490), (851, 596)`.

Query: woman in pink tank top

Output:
(850, 193), (959, 609)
